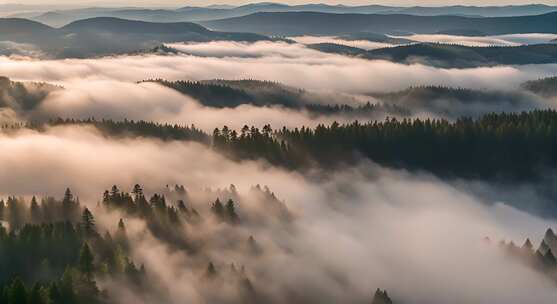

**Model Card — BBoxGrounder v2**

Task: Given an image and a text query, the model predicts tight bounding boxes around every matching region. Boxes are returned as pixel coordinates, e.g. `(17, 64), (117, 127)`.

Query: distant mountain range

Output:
(309, 43), (557, 68)
(0, 17), (269, 58)
(7, 3), (557, 27)
(203, 11), (557, 36)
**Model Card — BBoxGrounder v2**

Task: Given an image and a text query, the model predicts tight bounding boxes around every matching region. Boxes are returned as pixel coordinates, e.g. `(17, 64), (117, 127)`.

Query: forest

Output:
(14, 109), (557, 180)
(0, 189), (144, 304)
(0, 185), (396, 303)
(2, 2), (557, 303)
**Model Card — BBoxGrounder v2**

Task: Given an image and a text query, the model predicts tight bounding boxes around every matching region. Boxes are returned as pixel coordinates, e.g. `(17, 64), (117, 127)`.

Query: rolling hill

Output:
(9, 4), (557, 27)
(365, 43), (557, 68)
(202, 11), (557, 36)
(0, 17), (270, 58)
(369, 85), (541, 119)
(310, 42), (557, 68)
(522, 76), (557, 97)
(145, 79), (544, 120)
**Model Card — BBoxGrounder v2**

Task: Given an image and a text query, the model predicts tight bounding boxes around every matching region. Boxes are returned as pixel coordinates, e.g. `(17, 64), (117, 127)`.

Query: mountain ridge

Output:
(202, 11), (557, 36)
(0, 16), (270, 58)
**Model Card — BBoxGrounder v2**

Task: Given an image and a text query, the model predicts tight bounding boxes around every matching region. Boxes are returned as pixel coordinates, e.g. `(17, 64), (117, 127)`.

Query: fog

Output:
(0, 125), (556, 303)
(290, 33), (557, 49)
(1, 40), (556, 128)
(2, 41), (557, 95)
(1, 11), (557, 304)
(0, 41), (45, 58)
(393, 33), (557, 47)
(33, 79), (363, 130)
(290, 36), (395, 50)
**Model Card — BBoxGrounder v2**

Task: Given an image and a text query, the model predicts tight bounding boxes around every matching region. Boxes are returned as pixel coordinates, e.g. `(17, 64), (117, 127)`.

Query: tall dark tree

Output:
(28, 283), (45, 304)
(132, 184), (144, 200)
(62, 188), (77, 220)
(79, 243), (95, 280)
(81, 208), (96, 237)
(226, 199), (240, 224)
(30, 196), (41, 224)
(47, 283), (63, 304)
(372, 288), (393, 304)
(7, 278), (26, 304)
(211, 198), (225, 220)
(206, 262), (217, 279)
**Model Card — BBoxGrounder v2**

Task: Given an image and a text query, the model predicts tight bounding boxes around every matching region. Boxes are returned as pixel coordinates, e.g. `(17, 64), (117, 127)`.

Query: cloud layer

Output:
(0, 125), (556, 303)
(2, 41), (557, 95)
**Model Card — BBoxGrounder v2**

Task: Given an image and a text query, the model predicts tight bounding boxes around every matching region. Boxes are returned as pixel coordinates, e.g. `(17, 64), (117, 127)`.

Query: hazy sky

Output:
(2, 1), (557, 8)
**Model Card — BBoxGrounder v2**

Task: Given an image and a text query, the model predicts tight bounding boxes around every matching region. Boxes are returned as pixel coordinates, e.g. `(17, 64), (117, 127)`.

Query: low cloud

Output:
(290, 36), (395, 50)
(396, 33), (557, 47)
(1, 41), (556, 95)
(0, 126), (556, 303)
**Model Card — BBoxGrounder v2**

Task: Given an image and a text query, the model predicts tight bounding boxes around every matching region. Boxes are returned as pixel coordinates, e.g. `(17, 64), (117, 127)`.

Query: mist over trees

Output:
(2, 3), (557, 303)
(5, 109), (557, 182)
(311, 42), (557, 68)
(211, 110), (557, 180)
(0, 189), (144, 304)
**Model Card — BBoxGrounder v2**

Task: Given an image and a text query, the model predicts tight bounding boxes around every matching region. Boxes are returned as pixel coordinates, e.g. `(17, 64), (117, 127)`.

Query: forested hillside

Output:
(6, 110), (557, 181)
(0, 189), (144, 304)
(211, 110), (557, 180)
(311, 43), (557, 68)
(523, 76), (557, 97)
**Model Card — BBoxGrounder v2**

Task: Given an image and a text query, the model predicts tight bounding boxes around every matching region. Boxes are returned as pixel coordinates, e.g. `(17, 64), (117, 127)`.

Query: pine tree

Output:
(543, 249), (557, 266)
(545, 228), (557, 251)
(8, 278), (26, 304)
(538, 240), (550, 255)
(211, 198), (224, 220)
(206, 262), (217, 279)
(372, 288), (393, 304)
(81, 208), (96, 237)
(521, 238), (534, 255)
(62, 188), (76, 220)
(131, 184), (143, 200)
(247, 236), (262, 255)
(63, 188), (74, 204)
(47, 283), (63, 304)
(0, 200), (4, 221)
(226, 199), (239, 224)
(117, 218), (126, 234)
(28, 283), (45, 304)
(79, 243), (95, 280)
(30, 196), (41, 224)
(177, 200), (188, 213)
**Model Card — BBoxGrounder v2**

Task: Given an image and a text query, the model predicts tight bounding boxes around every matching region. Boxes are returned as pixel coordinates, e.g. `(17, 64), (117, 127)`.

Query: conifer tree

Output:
(81, 208), (96, 238)
(372, 288), (393, 304)
(79, 243), (95, 280)
(211, 198), (224, 220)
(206, 262), (217, 279)
(47, 283), (63, 304)
(226, 199), (239, 224)
(8, 278), (26, 304)
(30, 196), (41, 224)
(28, 283), (45, 304)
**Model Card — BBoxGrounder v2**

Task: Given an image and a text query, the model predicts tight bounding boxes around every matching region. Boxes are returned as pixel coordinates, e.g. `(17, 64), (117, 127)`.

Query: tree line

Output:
(0, 189), (143, 304)
(6, 110), (557, 180)
(213, 110), (557, 180)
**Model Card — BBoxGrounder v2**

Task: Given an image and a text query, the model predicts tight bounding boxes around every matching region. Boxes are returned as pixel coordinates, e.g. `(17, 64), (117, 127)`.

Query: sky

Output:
(2, 1), (557, 8)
